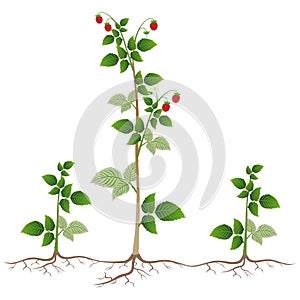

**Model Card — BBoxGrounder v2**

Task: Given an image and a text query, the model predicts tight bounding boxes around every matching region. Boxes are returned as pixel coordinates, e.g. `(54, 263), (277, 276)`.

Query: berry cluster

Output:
(162, 93), (181, 112)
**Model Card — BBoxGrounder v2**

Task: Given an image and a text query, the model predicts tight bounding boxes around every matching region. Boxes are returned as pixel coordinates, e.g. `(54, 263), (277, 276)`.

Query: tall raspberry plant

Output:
(92, 13), (185, 256)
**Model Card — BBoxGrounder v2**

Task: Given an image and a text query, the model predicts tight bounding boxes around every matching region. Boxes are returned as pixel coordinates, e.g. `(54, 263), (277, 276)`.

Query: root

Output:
(192, 256), (293, 278)
(5, 252), (106, 276)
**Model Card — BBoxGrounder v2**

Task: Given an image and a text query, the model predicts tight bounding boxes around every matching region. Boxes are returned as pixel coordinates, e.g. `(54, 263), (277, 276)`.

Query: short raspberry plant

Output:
(92, 11), (187, 286)
(201, 165), (292, 277)
(6, 161), (100, 275)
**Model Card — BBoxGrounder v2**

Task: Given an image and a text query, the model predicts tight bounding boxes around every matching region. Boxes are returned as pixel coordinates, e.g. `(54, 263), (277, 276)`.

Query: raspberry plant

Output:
(6, 161), (99, 275)
(199, 165), (292, 277)
(91, 11), (187, 286)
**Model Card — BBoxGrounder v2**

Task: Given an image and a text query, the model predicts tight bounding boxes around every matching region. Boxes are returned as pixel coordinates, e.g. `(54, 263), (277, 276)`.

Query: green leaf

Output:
(252, 231), (263, 245)
(120, 28), (127, 33)
(237, 190), (249, 198)
(68, 221), (88, 234)
(159, 115), (172, 127)
(252, 164), (264, 173)
(145, 107), (153, 113)
(42, 174), (57, 186)
(127, 133), (141, 145)
(153, 137), (170, 150)
(138, 85), (151, 95)
(135, 117), (144, 132)
(60, 199), (70, 213)
(250, 174), (258, 180)
(257, 224), (277, 238)
(45, 215), (55, 231)
(137, 38), (157, 52)
(116, 37), (122, 46)
(123, 162), (136, 182)
(247, 219), (256, 233)
(112, 29), (119, 37)
(112, 119), (134, 134)
(246, 166), (252, 175)
(108, 94), (127, 106)
(259, 194), (280, 209)
(155, 201), (185, 221)
(57, 163), (63, 171)
(42, 232), (55, 247)
(152, 101), (158, 109)
(63, 229), (74, 241)
(135, 71), (143, 85)
(49, 187), (60, 195)
(120, 60), (129, 73)
(102, 35), (114, 45)
(112, 180), (130, 199)
(230, 236), (243, 250)
(248, 202), (259, 216)
(246, 180), (254, 191)
(121, 102), (131, 113)
(233, 219), (244, 235)
(144, 73), (163, 86)
(250, 187), (261, 201)
(210, 224), (233, 240)
(141, 193), (155, 213)
(154, 109), (162, 118)
(63, 161), (75, 169)
(22, 221), (44, 236)
(128, 36), (136, 51)
(146, 142), (156, 155)
(144, 129), (153, 142)
(127, 90), (136, 102)
(143, 97), (153, 106)
(115, 23), (121, 29)
(100, 53), (119, 67)
(61, 184), (72, 198)
(71, 191), (91, 205)
(61, 170), (69, 176)
(141, 215), (157, 234)
(92, 167), (122, 187)
(58, 216), (67, 229)
(117, 47), (127, 59)
(150, 118), (157, 129)
(57, 177), (65, 188)
(120, 18), (129, 26)
(131, 51), (143, 62)
(231, 178), (246, 189)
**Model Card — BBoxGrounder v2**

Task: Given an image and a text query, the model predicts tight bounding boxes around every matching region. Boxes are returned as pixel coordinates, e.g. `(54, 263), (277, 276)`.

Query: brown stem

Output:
(132, 61), (140, 255)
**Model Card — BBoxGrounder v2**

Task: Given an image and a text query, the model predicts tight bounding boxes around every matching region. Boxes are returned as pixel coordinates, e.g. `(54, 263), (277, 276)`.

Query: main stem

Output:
(242, 195), (249, 257)
(132, 62), (140, 255)
(54, 193), (60, 254)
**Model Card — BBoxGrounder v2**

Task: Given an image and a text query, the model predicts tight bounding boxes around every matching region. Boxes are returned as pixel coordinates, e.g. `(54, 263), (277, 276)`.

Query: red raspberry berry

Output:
(150, 20), (158, 31)
(105, 22), (112, 32)
(172, 93), (181, 103)
(162, 101), (170, 112)
(95, 14), (103, 24)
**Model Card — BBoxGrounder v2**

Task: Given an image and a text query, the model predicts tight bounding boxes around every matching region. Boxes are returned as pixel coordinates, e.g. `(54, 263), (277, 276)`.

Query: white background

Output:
(1, 0), (299, 299)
